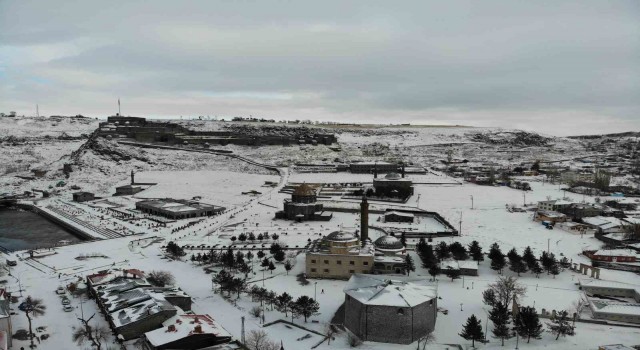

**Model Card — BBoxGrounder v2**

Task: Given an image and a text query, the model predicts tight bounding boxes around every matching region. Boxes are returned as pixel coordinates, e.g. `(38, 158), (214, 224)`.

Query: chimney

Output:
(194, 325), (203, 333)
(373, 162), (378, 179)
(360, 196), (369, 244)
(167, 324), (176, 332)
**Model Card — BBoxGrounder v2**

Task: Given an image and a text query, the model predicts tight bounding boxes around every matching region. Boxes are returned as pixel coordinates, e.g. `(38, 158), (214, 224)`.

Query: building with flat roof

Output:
(343, 274), (438, 344)
(73, 191), (95, 202)
(115, 185), (143, 196)
(136, 199), (225, 220)
(143, 314), (232, 350)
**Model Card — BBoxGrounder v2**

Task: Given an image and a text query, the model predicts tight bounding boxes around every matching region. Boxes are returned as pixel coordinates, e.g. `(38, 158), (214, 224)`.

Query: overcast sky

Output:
(1, 1), (638, 136)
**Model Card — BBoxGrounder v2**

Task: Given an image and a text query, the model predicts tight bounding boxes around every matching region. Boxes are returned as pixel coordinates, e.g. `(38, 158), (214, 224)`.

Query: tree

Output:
(275, 292), (293, 316)
(213, 270), (233, 295)
(231, 277), (246, 298)
(249, 232), (256, 241)
(428, 265), (441, 281)
(541, 252), (558, 275)
(416, 239), (437, 269)
(488, 243), (502, 261)
(257, 250), (265, 259)
(400, 232), (407, 247)
(446, 268), (461, 281)
(515, 306), (543, 343)
(273, 250), (286, 263)
(449, 242), (468, 260)
(238, 233), (247, 242)
(238, 261), (252, 277)
(530, 261), (543, 278)
(268, 261), (276, 274)
(165, 241), (185, 258)
(23, 296), (46, 348)
(405, 254), (416, 275)
(221, 248), (235, 270)
(623, 223), (640, 240)
(489, 302), (512, 346)
(72, 314), (110, 350)
(469, 241), (484, 262)
(508, 253), (528, 277)
(284, 260), (293, 275)
(485, 276), (527, 310)
(434, 241), (450, 261)
(245, 329), (280, 350)
(490, 253), (506, 274)
(506, 248), (520, 263)
(292, 296), (319, 322)
(261, 257), (270, 269)
(547, 310), (575, 340)
(269, 243), (282, 255)
(522, 246), (537, 269)
(459, 314), (485, 348)
(147, 270), (175, 287)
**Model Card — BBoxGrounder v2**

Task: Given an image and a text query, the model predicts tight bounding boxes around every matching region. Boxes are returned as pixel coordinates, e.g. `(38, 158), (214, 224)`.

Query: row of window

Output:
(310, 259), (369, 266)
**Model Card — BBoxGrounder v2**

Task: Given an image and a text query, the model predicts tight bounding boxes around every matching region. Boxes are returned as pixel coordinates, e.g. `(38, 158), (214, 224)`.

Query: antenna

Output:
(118, 98), (121, 116)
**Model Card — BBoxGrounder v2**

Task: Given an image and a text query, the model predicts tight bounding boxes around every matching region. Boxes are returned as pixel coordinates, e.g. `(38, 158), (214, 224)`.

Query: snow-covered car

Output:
(63, 304), (73, 312)
(61, 298), (70, 305)
(55, 287), (65, 295)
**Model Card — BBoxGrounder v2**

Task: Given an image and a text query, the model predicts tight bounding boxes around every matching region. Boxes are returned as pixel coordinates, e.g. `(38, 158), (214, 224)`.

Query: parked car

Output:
(61, 297), (70, 305)
(55, 287), (65, 295)
(63, 304), (73, 312)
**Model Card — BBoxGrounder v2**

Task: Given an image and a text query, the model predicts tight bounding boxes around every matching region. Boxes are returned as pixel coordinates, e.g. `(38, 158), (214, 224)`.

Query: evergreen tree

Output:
(416, 239), (437, 269)
(488, 243), (502, 261)
(284, 260), (292, 275)
(506, 248), (520, 263)
(490, 253), (506, 274)
(274, 250), (286, 262)
(508, 249), (527, 276)
(489, 302), (512, 346)
(428, 265), (441, 281)
(257, 250), (265, 259)
(435, 241), (451, 261)
(515, 306), (543, 343)
(261, 257), (270, 269)
(446, 268), (461, 281)
(459, 314), (485, 348)
(400, 232), (407, 247)
(292, 296), (320, 322)
(469, 241), (484, 262)
(238, 233), (247, 242)
(275, 292), (293, 316)
(547, 310), (575, 340)
(450, 242), (469, 260)
(530, 261), (543, 278)
(549, 263), (560, 278)
(269, 243), (282, 255)
(405, 254), (416, 275)
(268, 261), (276, 274)
(522, 246), (537, 269)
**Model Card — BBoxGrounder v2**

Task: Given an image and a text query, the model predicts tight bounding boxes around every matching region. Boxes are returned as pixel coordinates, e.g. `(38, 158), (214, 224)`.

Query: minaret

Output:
(360, 195), (369, 244)
(373, 162), (378, 179)
(401, 162), (406, 178)
(131, 170), (135, 185)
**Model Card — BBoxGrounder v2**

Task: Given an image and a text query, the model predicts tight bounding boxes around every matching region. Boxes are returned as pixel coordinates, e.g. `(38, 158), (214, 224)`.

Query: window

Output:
(311, 268), (317, 272)
(363, 261), (369, 266)
(311, 259), (316, 264)
(349, 261), (355, 265)
(324, 260), (329, 264)
(397, 308), (405, 315)
(324, 269), (330, 273)
(349, 270), (355, 273)
(429, 300), (433, 305)
(337, 260), (342, 265)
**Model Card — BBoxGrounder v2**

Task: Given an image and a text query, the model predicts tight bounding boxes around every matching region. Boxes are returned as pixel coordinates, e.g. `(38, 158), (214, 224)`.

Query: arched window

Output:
(397, 308), (405, 315)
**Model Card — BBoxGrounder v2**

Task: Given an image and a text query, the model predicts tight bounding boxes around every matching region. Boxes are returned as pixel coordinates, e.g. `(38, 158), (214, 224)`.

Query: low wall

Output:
(20, 204), (97, 241)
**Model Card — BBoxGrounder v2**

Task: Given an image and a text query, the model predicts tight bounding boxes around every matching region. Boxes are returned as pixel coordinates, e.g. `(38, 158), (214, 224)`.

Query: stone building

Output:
(73, 191), (95, 202)
(372, 235), (407, 275)
(343, 274), (438, 344)
(350, 161), (398, 174)
(275, 184), (332, 222)
(115, 185), (143, 196)
(373, 172), (414, 197)
(136, 199), (225, 220)
(305, 230), (375, 279)
(142, 314), (232, 349)
(384, 211), (414, 223)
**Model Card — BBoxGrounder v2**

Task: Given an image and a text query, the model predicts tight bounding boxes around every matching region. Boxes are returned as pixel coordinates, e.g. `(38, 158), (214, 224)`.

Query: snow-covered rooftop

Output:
(145, 314), (231, 347)
(343, 274), (437, 307)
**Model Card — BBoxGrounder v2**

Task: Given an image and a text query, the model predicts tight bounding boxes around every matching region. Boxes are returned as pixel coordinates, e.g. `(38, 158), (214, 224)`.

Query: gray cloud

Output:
(1, 0), (639, 136)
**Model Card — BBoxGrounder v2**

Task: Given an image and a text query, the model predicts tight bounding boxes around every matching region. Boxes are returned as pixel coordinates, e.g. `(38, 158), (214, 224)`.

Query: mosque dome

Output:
(293, 183), (316, 196)
(374, 235), (404, 250)
(384, 172), (402, 180)
(325, 230), (359, 242)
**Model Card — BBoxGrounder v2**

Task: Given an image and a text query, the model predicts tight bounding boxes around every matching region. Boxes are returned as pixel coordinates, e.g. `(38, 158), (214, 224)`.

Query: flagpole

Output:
(118, 98), (121, 116)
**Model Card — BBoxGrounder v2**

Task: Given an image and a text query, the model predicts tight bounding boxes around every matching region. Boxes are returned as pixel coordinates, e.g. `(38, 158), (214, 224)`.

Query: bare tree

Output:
(245, 330), (279, 350)
(623, 224), (640, 240)
(484, 276), (527, 308)
(72, 315), (110, 350)
(415, 332), (435, 349)
(147, 270), (175, 287)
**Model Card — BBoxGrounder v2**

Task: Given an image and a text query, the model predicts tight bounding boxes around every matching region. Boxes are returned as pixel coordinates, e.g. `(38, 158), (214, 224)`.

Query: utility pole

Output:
(470, 195), (474, 210)
(459, 212), (462, 236)
(241, 316), (245, 345)
(36, 104), (39, 118)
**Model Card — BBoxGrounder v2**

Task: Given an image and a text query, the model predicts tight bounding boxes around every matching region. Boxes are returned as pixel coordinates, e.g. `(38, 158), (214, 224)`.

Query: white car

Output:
(55, 287), (65, 295)
(63, 304), (73, 312)
(61, 298), (70, 305)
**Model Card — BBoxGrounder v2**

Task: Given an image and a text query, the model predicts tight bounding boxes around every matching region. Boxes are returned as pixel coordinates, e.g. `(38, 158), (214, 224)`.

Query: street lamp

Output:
(314, 282), (318, 300)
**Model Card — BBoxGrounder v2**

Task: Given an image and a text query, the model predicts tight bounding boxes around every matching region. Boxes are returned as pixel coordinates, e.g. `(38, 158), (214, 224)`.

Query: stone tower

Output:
(360, 195), (369, 244)
(131, 170), (135, 185)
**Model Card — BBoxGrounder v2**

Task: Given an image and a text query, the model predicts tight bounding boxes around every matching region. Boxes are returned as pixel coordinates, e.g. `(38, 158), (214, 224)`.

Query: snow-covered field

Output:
(1, 117), (639, 350)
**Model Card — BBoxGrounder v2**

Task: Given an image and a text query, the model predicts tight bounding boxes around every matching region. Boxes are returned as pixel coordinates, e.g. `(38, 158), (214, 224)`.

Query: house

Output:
(73, 191), (95, 202)
(582, 216), (628, 234)
(115, 185), (143, 196)
(537, 199), (574, 212)
(343, 274), (438, 344)
(142, 314), (232, 350)
(350, 161), (398, 174)
(384, 211), (415, 223)
(439, 259), (479, 276)
(559, 203), (603, 220)
(583, 249), (638, 263)
(579, 279), (640, 324)
(536, 210), (567, 223)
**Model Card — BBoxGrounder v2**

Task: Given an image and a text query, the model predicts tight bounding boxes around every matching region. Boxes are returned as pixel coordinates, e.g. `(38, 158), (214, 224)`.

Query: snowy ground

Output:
(2, 118), (639, 349)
